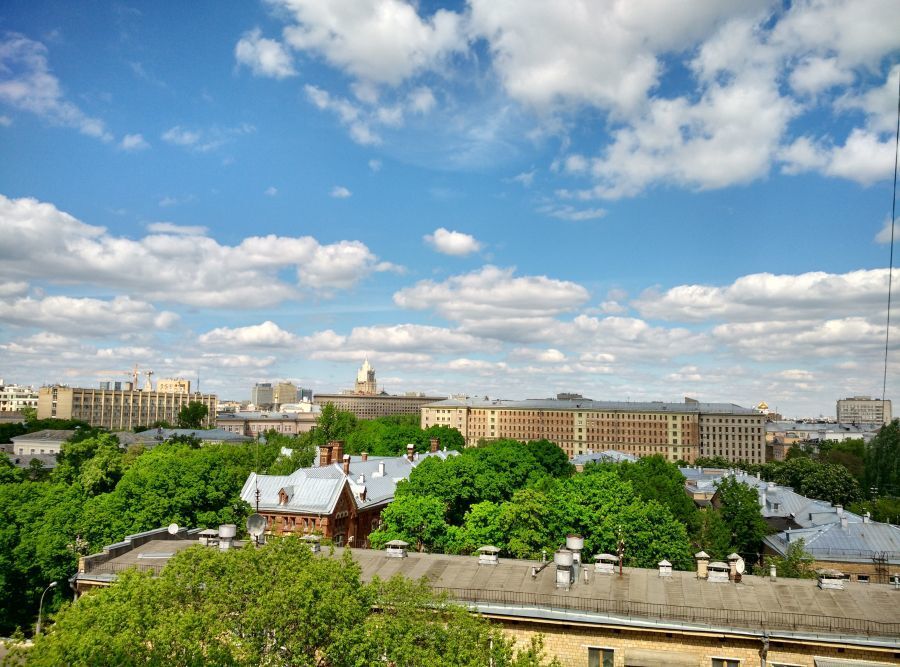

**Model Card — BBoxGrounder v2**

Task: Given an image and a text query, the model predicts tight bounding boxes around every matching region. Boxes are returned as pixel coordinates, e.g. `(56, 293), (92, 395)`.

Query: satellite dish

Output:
(735, 557), (746, 574)
(246, 513), (266, 537)
(167, 523), (179, 535)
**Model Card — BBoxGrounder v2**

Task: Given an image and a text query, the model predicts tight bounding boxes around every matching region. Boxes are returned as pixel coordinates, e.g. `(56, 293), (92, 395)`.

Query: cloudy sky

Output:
(1, 1), (898, 418)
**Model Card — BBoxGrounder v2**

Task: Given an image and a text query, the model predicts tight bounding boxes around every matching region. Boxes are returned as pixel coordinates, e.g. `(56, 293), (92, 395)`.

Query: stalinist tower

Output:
(354, 356), (377, 394)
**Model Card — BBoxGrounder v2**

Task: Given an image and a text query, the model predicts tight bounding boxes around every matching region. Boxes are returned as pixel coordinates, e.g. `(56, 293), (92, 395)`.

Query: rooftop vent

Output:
(477, 545), (500, 565)
(594, 553), (619, 575)
(385, 539), (409, 558)
(658, 559), (672, 577)
(817, 569), (844, 590)
(218, 524), (237, 551)
(554, 548), (576, 590)
(565, 534), (584, 563)
(707, 561), (730, 583)
(695, 551), (710, 579)
(198, 528), (219, 546)
(301, 533), (321, 553)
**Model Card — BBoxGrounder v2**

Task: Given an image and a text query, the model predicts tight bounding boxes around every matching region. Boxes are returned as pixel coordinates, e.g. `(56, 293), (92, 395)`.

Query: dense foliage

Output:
(176, 401), (209, 429)
(17, 539), (557, 667)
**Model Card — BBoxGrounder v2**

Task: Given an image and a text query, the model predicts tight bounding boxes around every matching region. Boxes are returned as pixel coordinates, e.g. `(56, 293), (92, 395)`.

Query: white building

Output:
(836, 396), (892, 425)
(0, 380), (38, 413)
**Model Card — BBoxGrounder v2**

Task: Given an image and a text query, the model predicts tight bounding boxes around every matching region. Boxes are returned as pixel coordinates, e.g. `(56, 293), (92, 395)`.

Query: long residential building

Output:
(422, 397), (766, 463)
(836, 396), (892, 425)
(314, 391), (447, 420)
(37, 385), (217, 430)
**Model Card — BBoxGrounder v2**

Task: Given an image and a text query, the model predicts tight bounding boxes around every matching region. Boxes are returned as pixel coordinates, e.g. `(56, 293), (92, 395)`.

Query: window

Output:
(588, 648), (614, 667)
(712, 660), (740, 667)
(856, 574), (869, 583)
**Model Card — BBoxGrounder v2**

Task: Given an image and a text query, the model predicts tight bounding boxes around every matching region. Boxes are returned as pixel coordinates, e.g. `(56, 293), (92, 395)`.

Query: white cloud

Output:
(789, 56), (853, 96)
(264, 186), (278, 196)
(161, 124), (255, 152)
(368, 158), (382, 172)
(0, 114), (11, 126)
(0, 295), (177, 336)
(278, 0), (465, 86)
(330, 185), (352, 198)
(408, 86), (436, 114)
(303, 324), (496, 360)
(0, 193), (396, 307)
(0, 33), (112, 141)
(511, 170), (535, 187)
(145, 221), (208, 235)
(423, 228), (482, 256)
(119, 133), (149, 151)
(235, 28), (296, 79)
(510, 347), (566, 363)
(198, 321), (299, 347)
(540, 204), (607, 221)
(634, 269), (890, 322)
(875, 217), (898, 245)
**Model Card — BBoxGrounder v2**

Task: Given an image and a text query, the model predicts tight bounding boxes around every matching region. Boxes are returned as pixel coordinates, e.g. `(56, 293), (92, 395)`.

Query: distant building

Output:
(422, 397), (766, 462)
(251, 383), (274, 410)
(217, 410), (319, 437)
(354, 357), (377, 394)
(313, 358), (445, 420)
(37, 385), (217, 430)
(133, 427), (252, 446)
(241, 439), (456, 547)
(0, 380), (38, 413)
(836, 396), (892, 425)
(766, 421), (880, 460)
(156, 378), (191, 394)
(273, 382), (298, 407)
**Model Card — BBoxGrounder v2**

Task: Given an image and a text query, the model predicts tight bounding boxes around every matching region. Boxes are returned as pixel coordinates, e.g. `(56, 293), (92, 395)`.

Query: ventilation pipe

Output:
(218, 524), (236, 551)
(342, 454), (350, 475)
(406, 444), (415, 462)
(361, 451), (368, 462)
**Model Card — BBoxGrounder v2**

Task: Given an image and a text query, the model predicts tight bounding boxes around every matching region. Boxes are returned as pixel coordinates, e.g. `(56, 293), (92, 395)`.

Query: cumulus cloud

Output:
(119, 133), (149, 151)
(198, 321), (299, 347)
(0, 193), (396, 307)
(145, 221), (208, 235)
(330, 185), (352, 198)
(423, 228), (482, 256)
(235, 28), (296, 79)
(875, 217), (897, 244)
(161, 123), (255, 152)
(0, 32), (112, 141)
(0, 295), (177, 336)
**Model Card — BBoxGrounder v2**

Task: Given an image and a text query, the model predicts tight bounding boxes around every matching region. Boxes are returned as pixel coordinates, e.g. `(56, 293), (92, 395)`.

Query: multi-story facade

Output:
(273, 382), (298, 407)
(315, 392), (446, 420)
(217, 410), (318, 436)
(0, 380), (38, 413)
(156, 378), (191, 393)
(37, 385), (217, 430)
(422, 397), (766, 463)
(836, 396), (892, 425)
(251, 383), (274, 409)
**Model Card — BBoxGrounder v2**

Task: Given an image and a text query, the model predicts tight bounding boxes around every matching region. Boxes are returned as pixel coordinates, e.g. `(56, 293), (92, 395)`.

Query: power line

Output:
(883, 69), (900, 405)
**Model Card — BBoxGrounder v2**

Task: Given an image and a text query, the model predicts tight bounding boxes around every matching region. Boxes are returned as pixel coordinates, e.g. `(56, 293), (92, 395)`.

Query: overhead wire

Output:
(883, 69), (900, 405)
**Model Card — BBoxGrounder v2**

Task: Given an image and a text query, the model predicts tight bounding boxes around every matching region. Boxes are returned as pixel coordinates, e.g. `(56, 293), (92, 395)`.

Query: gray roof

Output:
(240, 449), (458, 515)
(217, 411), (316, 421)
(134, 428), (252, 443)
(571, 449), (638, 465)
(10, 429), (75, 443)
(424, 397), (759, 415)
(765, 521), (900, 564)
(3, 452), (59, 469)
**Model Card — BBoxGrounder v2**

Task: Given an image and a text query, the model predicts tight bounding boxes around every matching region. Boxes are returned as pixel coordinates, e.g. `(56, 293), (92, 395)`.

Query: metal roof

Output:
(10, 429), (75, 442)
(134, 428), (252, 443)
(571, 450), (638, 465)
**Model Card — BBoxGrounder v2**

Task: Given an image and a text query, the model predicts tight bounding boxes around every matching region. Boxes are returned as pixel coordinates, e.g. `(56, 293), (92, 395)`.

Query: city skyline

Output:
(1, 1), (899, 417)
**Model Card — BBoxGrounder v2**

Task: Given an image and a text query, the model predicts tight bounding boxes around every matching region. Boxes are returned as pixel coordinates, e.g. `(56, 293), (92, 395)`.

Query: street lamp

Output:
(36, 581), (57, 636)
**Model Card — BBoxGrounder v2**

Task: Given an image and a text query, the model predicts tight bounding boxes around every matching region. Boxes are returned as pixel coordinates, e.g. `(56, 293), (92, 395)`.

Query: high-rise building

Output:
(836, 396), (892, 425)
(422, 397), (766, 463)
(251, 383), (274, 409)
(273, 382), (298, 406)
(157, 378), (191, 394)
(354, 357), (377, 394)
(37, 385), (216, 430)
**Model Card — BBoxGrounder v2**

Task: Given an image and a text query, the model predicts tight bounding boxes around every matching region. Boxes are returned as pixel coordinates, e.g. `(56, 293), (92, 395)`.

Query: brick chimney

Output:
(342, 454), (350, 475)
(319, 444), (332, 467)
(361, 451), (368, 462)
(329, 440), (344, 463)
(695, 551), (710, 579)
(406, 443), (415, 462)
(429, 437), (439, 453)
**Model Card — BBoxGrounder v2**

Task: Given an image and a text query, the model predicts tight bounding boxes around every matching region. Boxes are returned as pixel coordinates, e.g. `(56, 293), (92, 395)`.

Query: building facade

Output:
(37, 385), (217, 430)
(836, 396), (892, 425)
(422, 397), (766, 463)
(0, 380), (38, 413)
(156, 378), (191, 393)
(251, 383), (274, 409)
(315, 392), (447, 420)
(273, 382), (298, 406)
(217, 410), (318, 436)
(354, 357), (377, 394)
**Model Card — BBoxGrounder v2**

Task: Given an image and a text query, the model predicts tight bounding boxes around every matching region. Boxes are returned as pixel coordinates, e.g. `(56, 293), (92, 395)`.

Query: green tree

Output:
(369, 495), (450, 552)
(611, 455), (697, 527)
(0, 454), (24, 484)
(445, 501), (506, 554)
(176, 402), (209, 429)
(770, 457), (861, 506)
(692, 508), (733, 560)
(715, 477), (768, 565)
(755, 538), (816, 579)
(865, 419), (900, 498)
(314, 403), (357, 446)
(265, 431), (316, 475)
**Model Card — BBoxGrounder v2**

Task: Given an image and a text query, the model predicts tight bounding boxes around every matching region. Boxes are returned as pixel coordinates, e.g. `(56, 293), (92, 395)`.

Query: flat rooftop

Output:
(423, 398), (759, 414)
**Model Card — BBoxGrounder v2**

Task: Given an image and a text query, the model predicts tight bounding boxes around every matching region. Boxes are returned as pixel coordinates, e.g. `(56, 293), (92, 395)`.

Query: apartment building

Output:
(0, 380), (38, 412)
(836, 396), (892, 425)
(37, 385), (217, 430)
(422, 397), (766, 463)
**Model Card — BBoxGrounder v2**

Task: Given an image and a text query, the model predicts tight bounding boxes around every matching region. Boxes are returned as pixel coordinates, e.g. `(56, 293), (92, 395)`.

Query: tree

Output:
(755, 538), (816, 579)
(770, 457), (861, 506)
(610, 455), (697, 527)
(176, 402), (209, 429)
(265, 431), (316, 475)
(369, 495), (450, 552)
(692, 508), (732, 560)
(313, 403), (357, 446)
(445, 501), (506, 554)
(715, 477), (768, 565)
(865, 419), (900, 498)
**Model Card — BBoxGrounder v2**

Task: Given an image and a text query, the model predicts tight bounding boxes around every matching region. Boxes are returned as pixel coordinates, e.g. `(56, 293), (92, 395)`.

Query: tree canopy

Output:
(176, 402), (209, 429)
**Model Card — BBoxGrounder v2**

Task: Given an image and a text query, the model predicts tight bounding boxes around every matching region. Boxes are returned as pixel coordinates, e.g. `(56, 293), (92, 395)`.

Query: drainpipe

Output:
(759, 632), (769, 667)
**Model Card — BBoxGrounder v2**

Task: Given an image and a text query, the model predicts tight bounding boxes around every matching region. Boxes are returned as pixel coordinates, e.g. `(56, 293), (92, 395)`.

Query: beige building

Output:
(354, 357), (377, 394)
(836, 396), (892, 425)
(156, 378), (191, 394)
(217, 410), (318, 436)
(37, 385), (217, 430)
(422, 397), (766, 463)
(273, 382), (298, 406)
(315, 392), (446, 420)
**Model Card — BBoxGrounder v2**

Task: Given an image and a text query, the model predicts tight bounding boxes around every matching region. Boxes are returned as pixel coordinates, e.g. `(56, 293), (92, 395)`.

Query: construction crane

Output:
(94, 364), (151, 390)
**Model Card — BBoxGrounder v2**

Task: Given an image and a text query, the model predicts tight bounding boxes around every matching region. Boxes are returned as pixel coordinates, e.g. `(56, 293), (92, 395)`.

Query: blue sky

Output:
(1, 0), (898, 417)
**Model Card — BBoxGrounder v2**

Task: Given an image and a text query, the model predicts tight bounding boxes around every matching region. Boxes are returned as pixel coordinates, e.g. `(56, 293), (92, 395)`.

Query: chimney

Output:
(786, 527), (791, 543)
(377, 461), (385, 477)
(359, 485), (367, 502)
(319, 445), (331, 467)
(430, 437), (439, 453)
(342, 454), (350, 475)
(727, 553), (740, 580)
(864, 511), (871, 524)
(361, 451), (368, 462)
(406, 443), (415, 462)
(769, 564), (777, 581)
(329, 440), (344, 462)
(658, 559), (672, 577)
(836, 504), (843, 517)
(841, 516), (848, 530)
(695, 551), (710, 579)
